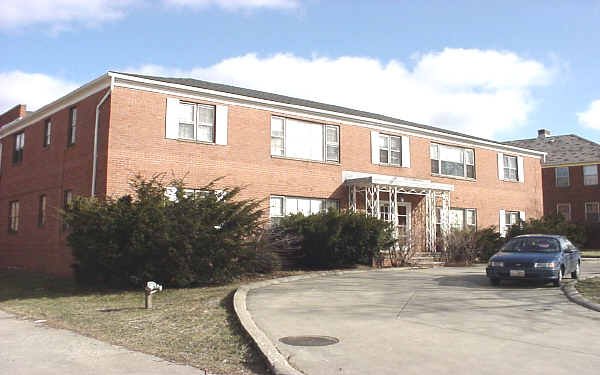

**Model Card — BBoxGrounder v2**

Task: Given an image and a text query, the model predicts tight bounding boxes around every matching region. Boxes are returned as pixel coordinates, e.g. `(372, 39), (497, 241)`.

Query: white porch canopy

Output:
(342, 171), (454, 252)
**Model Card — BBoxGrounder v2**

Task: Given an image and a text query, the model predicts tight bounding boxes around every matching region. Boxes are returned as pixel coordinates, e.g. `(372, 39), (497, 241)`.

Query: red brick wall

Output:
(0, 105), (27, 128)
(0, 90), (110, 276)
(107, 87), (543, 231)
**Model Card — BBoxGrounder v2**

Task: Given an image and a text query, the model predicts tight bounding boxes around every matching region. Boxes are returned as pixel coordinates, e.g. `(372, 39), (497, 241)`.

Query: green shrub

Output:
(63, 174), (264, 288)
(506, 214), (587, 247)
(475, 226), (505, 262)
(278, 210), (395, 269)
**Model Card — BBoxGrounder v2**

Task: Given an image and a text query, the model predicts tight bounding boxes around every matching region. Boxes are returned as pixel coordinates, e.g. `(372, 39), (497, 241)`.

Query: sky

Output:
(2, 0), (600, 142)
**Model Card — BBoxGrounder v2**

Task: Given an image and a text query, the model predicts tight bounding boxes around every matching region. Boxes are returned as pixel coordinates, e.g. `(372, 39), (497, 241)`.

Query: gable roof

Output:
(503, 134), (600, 166)
(117, 72), (544, 155)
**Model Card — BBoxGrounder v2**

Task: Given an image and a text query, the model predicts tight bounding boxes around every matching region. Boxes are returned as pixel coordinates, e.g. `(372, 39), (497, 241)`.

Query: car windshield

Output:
(501, 237), (560, 253)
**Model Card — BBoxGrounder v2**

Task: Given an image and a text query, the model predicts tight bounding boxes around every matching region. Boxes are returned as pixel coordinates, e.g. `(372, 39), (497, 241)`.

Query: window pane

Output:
(197, 125), (214, 142)
(441, 160), (464, 177)
(271, 117), (284, 137)
(179, 124), (195, 139)
(390, 151), (401, 165)
(285, 198), (298, 215)
(505, 168), (517, 180)
(297, 198), (311, 215)
(379, 135), (389, 149)
(326, 126), (338, 143)
(584, 165), (597, 176)
(466, 209), (476, 226)
(390, 136), (401, 151)
(179, 103), (195, 123)
(310, 199), (323, 214)
(584, 175), (598, 186)
(270, 197), (283, 217)
(431, 159), (439, 174)
(557, 176), (569, 187)
(285, 119), (323, 161)
(271, 137), (284, 156)
(466, 165), (475, 178)
(430, 144), (438, 160)
(326, 145), (339, 162)
(197, 105), (214, 125)
(556, 167), (569, 177)
(440, 145), (463, 163)
(449, 209), (464, 230)
(326, 200), (339, 211)
(380, 149), (389, 164)
(465, 149), (474, 165)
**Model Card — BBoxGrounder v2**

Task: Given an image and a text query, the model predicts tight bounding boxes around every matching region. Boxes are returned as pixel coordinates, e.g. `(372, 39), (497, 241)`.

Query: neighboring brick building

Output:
(0, 72), (545, 276)
(505, 130), (600, 247)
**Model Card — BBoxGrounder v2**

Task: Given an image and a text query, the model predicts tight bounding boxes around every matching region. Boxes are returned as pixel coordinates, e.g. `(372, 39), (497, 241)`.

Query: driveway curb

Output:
(233, 267), (420, 375)
(562, 277), (600, 312)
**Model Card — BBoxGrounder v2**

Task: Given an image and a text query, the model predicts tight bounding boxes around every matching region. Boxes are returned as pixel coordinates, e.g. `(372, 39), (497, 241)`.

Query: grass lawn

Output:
(0, 269), (311, 375)
(581, 249), (600, 258)
(575, 277), (600, 304)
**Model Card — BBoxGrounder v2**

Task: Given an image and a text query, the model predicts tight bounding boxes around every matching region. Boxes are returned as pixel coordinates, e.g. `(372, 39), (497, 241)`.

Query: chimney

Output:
(537, 129), (550, 139)
(0, 104), (27, 128)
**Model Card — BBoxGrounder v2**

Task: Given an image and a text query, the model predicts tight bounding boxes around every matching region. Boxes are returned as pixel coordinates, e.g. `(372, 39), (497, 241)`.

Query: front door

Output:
(379, 201), (412, 248)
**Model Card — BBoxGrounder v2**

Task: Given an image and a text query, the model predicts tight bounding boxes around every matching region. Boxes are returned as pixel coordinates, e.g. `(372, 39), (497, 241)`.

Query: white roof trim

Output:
(342, 170), (454, 192)
(108, 72), (546, 159)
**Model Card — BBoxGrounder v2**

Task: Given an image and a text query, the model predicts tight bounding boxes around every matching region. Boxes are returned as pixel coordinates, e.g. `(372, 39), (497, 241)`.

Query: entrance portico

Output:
(343, 171), (454, 253)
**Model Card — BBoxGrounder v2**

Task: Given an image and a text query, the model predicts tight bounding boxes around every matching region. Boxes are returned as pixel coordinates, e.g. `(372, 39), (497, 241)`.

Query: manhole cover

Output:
(279, 335), (339, 346)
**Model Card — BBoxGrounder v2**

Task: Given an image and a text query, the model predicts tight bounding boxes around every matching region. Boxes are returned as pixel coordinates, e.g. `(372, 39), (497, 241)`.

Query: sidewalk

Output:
(0, 310), (211, 375)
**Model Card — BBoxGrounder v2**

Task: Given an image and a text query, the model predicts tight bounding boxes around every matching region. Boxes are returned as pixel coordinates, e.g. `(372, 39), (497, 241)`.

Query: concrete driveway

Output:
(247, 261), (600, 375)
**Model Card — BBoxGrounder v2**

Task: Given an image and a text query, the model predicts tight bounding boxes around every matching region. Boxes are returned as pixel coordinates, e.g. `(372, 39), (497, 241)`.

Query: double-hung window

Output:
(178, 102), (215, 142)
(585, 202), (600, 223)
(430, 143), (475, 179)
(503, 211), (521, 235)
(555, 167), (569, 187)
(270, 116), (339, 163)
(44, 119), (52, 147)
(269, 195), (339, 225)
(503, 155), (518, 181)
(9, 201), (19, 233)
(449, 208), (477, 231)
(68, 107), (77, 145)
(13, 132), (24, 164)
(556, 203), (571, 221)
(584, 165), (598, 186)
(379, 134), (401, 166)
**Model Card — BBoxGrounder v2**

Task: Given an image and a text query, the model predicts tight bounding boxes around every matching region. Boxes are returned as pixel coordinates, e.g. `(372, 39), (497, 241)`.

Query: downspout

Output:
(91, 76), (113, 197)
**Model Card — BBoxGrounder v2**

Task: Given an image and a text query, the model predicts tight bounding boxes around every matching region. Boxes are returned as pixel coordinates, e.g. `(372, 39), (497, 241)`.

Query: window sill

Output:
(500, 178), (520, 183)
(271, 155), (341, 166)
(376, 163), (408, 169)
(174, 138), (219, 146)
(431, 173), (476, 182)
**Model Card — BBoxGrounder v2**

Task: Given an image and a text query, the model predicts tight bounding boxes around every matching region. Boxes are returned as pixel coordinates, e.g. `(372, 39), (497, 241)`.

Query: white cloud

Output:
(0, 0), (137, 30)
(578, 100), (600, 130)
(0, 71), (79, 114)
(163, 0), (298, 10)
(129, 49), (555, 139)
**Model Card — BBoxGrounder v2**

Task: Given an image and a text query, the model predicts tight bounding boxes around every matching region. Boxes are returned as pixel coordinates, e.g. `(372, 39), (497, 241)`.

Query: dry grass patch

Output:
(0, 269), (308, 375)
(575, 276), (600, 304)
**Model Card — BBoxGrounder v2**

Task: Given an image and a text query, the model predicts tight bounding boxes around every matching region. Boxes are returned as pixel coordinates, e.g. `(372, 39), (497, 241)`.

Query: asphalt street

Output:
(247, 261), (600, 375)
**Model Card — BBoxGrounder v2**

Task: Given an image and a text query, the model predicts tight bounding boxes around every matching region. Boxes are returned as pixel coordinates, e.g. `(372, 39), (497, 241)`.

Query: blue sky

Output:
(2, 0), (600, 142)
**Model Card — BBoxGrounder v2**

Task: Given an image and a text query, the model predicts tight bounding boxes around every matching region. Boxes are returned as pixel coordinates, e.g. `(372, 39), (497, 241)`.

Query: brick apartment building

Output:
(0, 72), (545, 276)
(505, 130), (600, 247)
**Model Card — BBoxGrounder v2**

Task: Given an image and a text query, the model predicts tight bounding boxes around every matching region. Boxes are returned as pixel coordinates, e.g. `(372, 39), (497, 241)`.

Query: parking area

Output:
(247, 261), (600, 375)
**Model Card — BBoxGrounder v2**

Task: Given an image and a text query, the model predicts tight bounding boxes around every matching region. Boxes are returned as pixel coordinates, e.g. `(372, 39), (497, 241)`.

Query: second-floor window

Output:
(430, 143), (475, 179)
(68, 107), (77, 145)
(13, 132), (24, 164)
(584, 165), (598, 186)
(555, 167), (569, 187)
(44, 119), (52, 147)
(179, 102), (215, 142)
(379, 134), (402, 166)
(270, 116), (339, 163)
(503, 155), (518, 181)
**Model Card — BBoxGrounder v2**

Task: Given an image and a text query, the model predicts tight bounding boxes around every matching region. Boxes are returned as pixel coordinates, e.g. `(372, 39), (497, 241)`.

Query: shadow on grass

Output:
(220, 289), (270, 375)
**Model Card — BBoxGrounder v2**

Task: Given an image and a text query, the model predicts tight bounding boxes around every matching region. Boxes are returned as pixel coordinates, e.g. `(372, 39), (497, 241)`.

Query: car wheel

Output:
(490, 278), (500, 286)
(553, 267), (563, 287)
(571, 261), (581, 280)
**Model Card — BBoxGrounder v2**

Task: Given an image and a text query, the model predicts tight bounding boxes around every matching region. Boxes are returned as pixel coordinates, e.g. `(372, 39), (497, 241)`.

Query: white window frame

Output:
(68, 107), (77, 145)
(44, 119), (52, 147)
(585, 202), (599, 223)
(555, 167), (569, 187)
(178, 102), (215, 143)
(430, 143), (475, 179)
(9, 200), (19, 232)
(503, 155), (518, 181)
(270, 116), (339, 163)
(556, 203), (571, 221)
(505, 210), (520, 233)
(448, 207), (477, 231)
(14, 132), (24, 164)
(379, 134), (402, 166)
(584, 165), (598, 186)
(269, 195), (339, 224)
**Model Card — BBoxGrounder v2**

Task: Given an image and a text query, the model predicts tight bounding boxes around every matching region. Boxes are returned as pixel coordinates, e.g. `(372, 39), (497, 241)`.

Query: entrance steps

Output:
(411, 252), (445, 268)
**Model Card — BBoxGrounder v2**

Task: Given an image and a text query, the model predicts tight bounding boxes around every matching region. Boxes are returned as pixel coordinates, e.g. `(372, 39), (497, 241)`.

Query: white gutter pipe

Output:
(91, 76), (113, 197)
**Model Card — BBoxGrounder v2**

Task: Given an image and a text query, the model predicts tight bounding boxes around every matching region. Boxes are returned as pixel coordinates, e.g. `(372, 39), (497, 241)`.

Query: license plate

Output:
(510, 270), (525, 277)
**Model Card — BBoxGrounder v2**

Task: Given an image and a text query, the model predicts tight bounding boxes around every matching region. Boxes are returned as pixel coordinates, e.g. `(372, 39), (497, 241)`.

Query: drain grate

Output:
(279, 335), (339, 347)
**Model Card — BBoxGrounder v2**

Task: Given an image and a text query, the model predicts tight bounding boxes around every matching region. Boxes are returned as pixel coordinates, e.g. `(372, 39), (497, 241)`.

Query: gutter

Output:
(91, 76), (114, 197)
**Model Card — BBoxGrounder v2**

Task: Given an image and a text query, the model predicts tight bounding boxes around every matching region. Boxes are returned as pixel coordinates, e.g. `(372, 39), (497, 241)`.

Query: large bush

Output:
(506, 214), (587, 247)
(441, 226), (504, 264)
(278, 210), (395, 269)
(63, 174), (265, 288)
